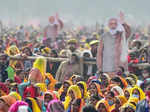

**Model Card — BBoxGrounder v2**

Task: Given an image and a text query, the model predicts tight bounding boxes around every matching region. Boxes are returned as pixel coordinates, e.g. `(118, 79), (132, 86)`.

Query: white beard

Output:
(109, 22), (125, 35)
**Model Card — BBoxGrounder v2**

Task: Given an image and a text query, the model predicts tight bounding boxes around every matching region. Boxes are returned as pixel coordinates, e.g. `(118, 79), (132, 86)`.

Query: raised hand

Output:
(119, 11), (125, 24)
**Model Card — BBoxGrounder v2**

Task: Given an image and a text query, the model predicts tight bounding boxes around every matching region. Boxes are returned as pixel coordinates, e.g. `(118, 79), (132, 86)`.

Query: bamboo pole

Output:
(0, 54), (149, 67)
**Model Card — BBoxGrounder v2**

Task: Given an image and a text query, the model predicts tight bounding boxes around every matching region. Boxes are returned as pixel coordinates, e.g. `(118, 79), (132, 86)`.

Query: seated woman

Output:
(28, 57), (46, 84)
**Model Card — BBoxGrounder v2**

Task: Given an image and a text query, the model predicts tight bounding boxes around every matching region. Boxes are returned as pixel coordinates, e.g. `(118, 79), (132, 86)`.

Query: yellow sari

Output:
(64, 85), (81, 110)
(27, 97), (41, 112)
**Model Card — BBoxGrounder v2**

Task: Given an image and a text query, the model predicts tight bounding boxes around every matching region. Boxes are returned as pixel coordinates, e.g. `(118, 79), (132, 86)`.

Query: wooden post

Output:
(79, 57), (84, 76)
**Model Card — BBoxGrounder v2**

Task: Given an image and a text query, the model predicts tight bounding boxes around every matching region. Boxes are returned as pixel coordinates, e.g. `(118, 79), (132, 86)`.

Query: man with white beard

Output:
(97, 12), (131, 75)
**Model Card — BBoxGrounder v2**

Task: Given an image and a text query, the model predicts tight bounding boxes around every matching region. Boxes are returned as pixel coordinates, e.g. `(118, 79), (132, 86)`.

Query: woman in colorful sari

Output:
(28, 57), (46, 84)
(7, 45), (20, 56)
(70, 98), (84, 112)
(8, 101), (29, 112)
(111, 86), (124, 96)
(130, 85), (145, 101)
(99, 73), (110, 93)
(77, 81), (88, 100)
(0, 95), (16, 112)
(9, 91), (22, 101)
(45, 73), (57, 90)
(59, 80), (72, 102)
(125, 77), (136, 87)
(43, 91), (56, 110)
(25, 97), (41, 112)
(111, 96), (127, 112)
(88, 82), (103, 98)
(96, 99), (111, 112)
(128, 97), (139, 107)
(110, 76), (127, 90)
(47, 99), (65, 112)
(124, 88), (132, 100)
(120, 103), (136, 112)
(128, 74), (138, 85)
(6, 45), (22, 81)
(64, 85), (82, 111)
(35, 83), (47, 96)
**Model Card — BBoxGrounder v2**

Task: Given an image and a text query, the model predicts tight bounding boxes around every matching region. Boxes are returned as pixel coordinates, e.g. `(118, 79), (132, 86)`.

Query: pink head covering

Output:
(47, 100), (64, 112)
(87, 76), (97, 86)
(8, 101), (28, 112)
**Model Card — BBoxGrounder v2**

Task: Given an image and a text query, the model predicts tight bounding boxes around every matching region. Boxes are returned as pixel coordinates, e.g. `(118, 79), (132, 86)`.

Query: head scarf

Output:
(64, 85), (81, 110)
(47, 100), (64, 112)
(89, 40), (99, 46)
(35, 83), (47, 93)
(90, 82), (103, 97)
(67, 85), (82, 99)
(7, 45), (20, 56)
(69, 75), (78, 82)
(96, 99), (111, 112)
(126, 77), (136, 87)
(119, 76), (128, 89)
(58, 80), (72, 95)
(44, 90), (57, 100)
(25, 97), (41, 112)
(77, 81), (88, 99)
(117, 96), (127, 106)
(45, 73), (57, 91)
(41, 47), (51, 55)
(9, 92), (22, 101)
(124, 88), (132, 100)
(128, 97), (139, 105)
(102, 73), (111, 82)
(8, 101), (28, 112)
(87, 76), (97, 86)
(121, 103), (136, 111)
(111, 86), (124, 96)
(128, 74), (138, 85)
(131, 85), (145, 101)
(0, 95), (16, 106)
(33, 57), (46, 78)
(124, 88), (132, 94)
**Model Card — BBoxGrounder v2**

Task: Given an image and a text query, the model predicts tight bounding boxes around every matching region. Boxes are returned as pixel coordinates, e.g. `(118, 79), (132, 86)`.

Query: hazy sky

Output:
(0, 0), (149, 25)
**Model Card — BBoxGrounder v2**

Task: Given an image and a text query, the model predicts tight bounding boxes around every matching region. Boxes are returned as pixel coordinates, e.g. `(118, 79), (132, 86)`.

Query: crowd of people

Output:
(0, 13), (149, 112)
